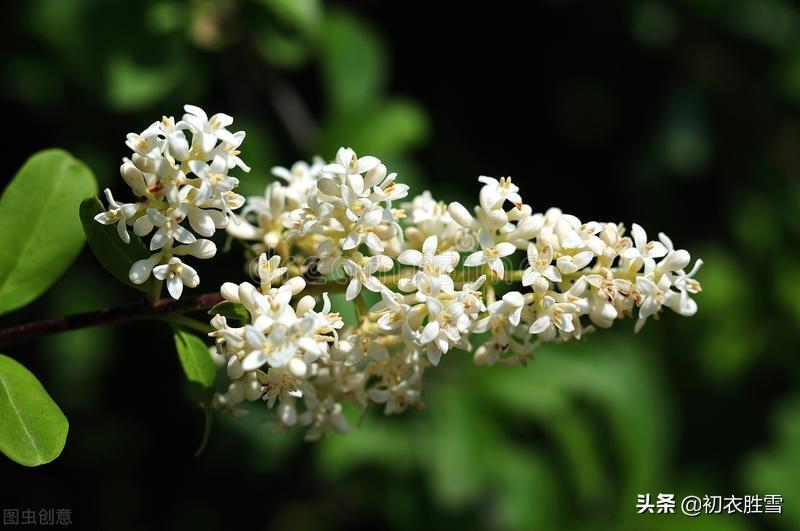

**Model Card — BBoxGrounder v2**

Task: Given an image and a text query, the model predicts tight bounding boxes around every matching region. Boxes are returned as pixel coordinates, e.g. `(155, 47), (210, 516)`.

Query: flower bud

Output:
(659, 250), (691, 272)
(175, 239), (217, 259)
(532, 276), (549, 294)
(279, 402), (298, 426)
(245, 378), (263, 401)
(227, 356), (244, 380)
(487, 208), (508, 230)
(289, 358), (307, 378)
(316, 177), (340, 196)
(269, 183), (286, 213)
(512, 215), (543, 240)
(238, 282), (258, 308)
(507, 204), (532, 221)
(448, 202), (474, 228)
(227, 381), (245, 404)
(284, 276), (306, 295)
(296, 295), (316, 316)
(473, 345), (499, 366)
(221, 282), (240, 302)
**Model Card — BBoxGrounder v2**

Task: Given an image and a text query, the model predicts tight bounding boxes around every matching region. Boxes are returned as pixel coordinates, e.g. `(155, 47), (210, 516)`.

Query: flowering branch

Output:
(86, 108), (703, 441)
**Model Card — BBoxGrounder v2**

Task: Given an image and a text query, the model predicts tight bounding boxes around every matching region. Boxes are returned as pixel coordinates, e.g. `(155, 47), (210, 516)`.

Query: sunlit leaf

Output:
(319, 99), (429, 158)
(105, 53), (184, 110)
(0, 149), (97, 316)
(0, 354), (69, 466)
(173, 329), (216, 455)
(260, 0), (321, 32)
(174, 329), (216, 390)
(320, 10), (387, 113)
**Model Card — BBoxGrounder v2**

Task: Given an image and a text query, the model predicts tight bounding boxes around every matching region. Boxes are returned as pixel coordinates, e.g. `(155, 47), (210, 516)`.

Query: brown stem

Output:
(0, 293), (224, 348)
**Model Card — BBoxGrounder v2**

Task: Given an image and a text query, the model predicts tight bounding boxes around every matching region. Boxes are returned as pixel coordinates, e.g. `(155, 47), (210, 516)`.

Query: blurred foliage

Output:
(1, 0), (800, 529)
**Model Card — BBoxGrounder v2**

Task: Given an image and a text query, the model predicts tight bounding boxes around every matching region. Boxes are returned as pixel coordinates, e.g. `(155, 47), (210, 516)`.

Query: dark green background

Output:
(1, 1), (799, 530)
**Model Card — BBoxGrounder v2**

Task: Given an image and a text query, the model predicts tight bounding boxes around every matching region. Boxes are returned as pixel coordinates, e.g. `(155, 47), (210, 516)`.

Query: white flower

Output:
(342, 208), (384, 252)
(188, 155), (240, 204)
(211, 130), (250, 172)
(153, 257), (199, 299)
(622, 223), (667, 271)
(179, 104), (237, 153)
(478, 176), (523, 210)
(257, 254), (287, 290)
(373, 289), (412, 332)
(334, 333), (389, 365)
(342, 255), (392, 301)
(522, 244), (561, 293)
(93, 189), (139, 243)
(284, 190), (333, 239)
(464, 230), (516, 278)
(669, 259), (702, 316)
(529, 296), (579, 341)
(398, 235), (458, 274)
(323, 147), (382, 179)
(125, 121), (165, 159)
(475, 291), (525, 348)
(146, 207), (196, 250)
(636, 274), (672, 320)
(100, 105), (246, 299)
(459, 275), (487, 316)
(556, 251), (594, 275)
(419, 298), (470, 365)
(241, 313), (325, 371)
(370, 173), (409, 202)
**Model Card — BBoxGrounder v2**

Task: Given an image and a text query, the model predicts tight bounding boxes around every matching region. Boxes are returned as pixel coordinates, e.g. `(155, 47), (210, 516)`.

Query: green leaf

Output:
(320, 99), (430, 158)
(260, 0), (321, 32)
(320, 10), (387, 113)
(0, 149), (97, 316)
(0, 354), (69, 466)
(744, 395), (800, 530)
(174, 329), (216, 389)
(105, 53), (184, 111)
(79, 196), (152, 292)
(208, 301), (250, 323)
(173, 329), (216, 455)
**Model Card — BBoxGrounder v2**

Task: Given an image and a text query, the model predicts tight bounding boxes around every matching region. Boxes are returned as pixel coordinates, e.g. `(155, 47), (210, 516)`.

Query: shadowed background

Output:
(1, 1), (799, 530)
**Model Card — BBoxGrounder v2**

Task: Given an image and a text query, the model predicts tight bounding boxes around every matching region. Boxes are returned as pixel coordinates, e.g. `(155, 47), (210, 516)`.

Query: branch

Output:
(0, 293), (224, 348)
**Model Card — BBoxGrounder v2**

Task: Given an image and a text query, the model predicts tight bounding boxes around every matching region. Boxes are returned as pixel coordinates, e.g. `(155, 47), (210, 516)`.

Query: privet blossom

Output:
(211, 147), (703, 440)
(95, 105), (247, 298)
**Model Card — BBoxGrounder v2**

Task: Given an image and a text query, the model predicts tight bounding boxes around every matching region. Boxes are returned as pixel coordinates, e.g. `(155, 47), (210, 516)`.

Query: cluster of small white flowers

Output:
(211, 147), (702, 439)
(94, 105), (247, 298)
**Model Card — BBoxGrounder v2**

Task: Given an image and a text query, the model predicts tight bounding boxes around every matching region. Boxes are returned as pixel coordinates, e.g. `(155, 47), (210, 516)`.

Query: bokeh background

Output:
(2, 1), (799, 530)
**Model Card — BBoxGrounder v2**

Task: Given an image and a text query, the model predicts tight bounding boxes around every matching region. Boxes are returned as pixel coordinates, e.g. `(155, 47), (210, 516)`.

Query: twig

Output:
(0, 293), (224, 348)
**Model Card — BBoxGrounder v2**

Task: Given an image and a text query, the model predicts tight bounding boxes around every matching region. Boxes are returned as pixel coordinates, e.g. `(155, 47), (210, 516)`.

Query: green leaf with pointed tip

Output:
(208, 301), (250, 323)
(0, 149), (97, 315)
(0, 354), (69, 466)
(174, 330), (216, 389)
(173, 329), (216, 455)
(79, 196), (152, 293)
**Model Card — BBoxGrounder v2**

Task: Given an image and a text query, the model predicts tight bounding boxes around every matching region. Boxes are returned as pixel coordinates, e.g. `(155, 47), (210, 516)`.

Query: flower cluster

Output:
(95, 105), (247, 298)
(211, 147), (703, 439)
